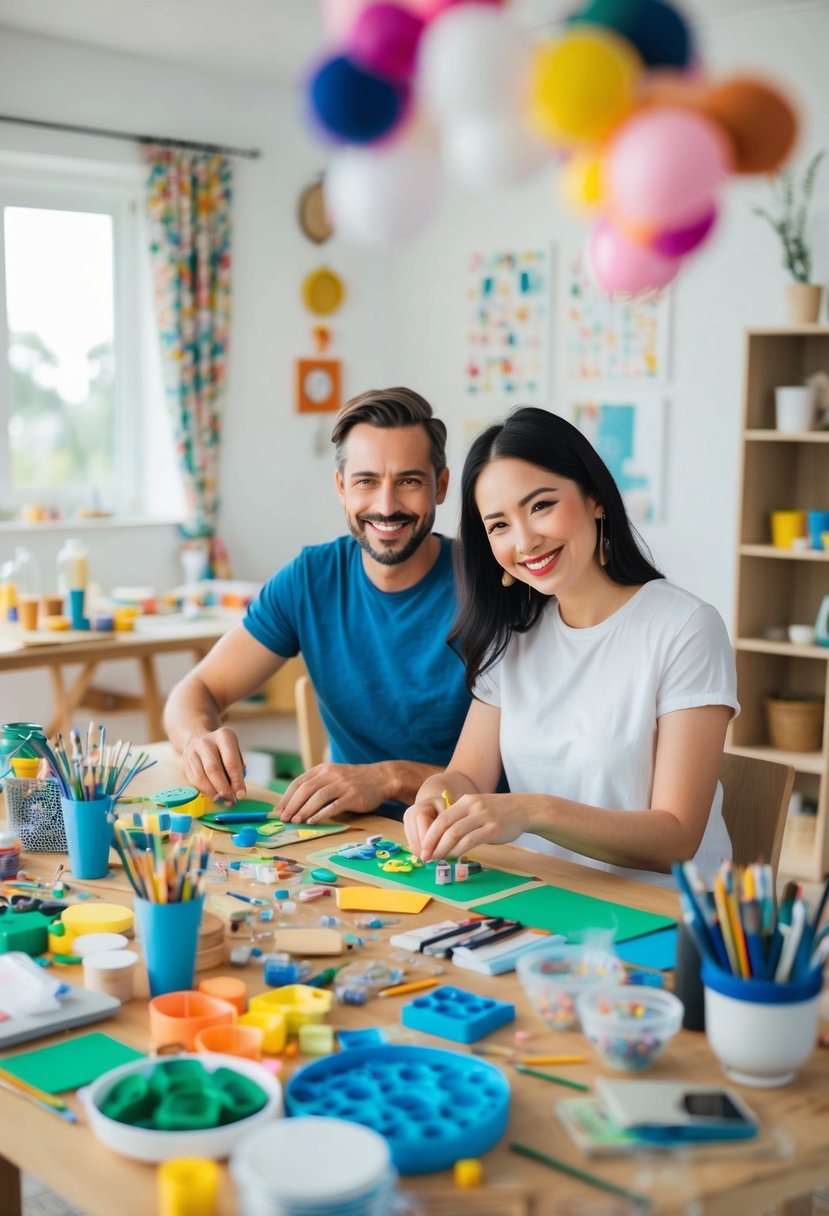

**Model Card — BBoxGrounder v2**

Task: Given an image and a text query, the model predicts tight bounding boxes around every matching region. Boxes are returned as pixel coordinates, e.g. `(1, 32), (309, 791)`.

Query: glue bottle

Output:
(56, 538), (89, 603)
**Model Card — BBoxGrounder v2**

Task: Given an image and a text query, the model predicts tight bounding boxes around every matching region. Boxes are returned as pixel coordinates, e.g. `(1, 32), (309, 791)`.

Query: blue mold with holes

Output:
(401, 984), (515, 1044)
(286, 1044), (510, 1174)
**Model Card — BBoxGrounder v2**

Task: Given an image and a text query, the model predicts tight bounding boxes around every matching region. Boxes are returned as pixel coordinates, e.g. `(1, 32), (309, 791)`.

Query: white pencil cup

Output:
(702, 960), (823, 1087)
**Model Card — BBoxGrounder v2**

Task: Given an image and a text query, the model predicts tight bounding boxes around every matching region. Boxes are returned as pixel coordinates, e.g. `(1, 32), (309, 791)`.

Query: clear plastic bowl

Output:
(576, 984), (684, 1071)
(516, 943), (625, 1032)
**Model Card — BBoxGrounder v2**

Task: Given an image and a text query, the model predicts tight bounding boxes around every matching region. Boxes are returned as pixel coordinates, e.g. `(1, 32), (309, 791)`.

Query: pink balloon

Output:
(323, 0), (431, 40)
(350, 3), (425, 83)
(607, 107), (732, 228)
(589, 218), (681, 295)
(651, 204), (717, 257)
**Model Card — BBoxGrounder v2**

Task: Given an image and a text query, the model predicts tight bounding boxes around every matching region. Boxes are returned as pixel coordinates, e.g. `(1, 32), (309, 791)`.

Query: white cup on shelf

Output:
(775, 386), (815, 432)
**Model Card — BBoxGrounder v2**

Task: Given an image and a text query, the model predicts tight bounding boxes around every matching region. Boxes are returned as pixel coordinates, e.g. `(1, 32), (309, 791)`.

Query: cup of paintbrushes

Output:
(60, 795), (115, 879)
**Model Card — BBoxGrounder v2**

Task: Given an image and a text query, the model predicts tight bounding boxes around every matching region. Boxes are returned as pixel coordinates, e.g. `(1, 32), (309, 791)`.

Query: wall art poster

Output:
(464, 249), (550, 399)
(572, 397), (666, 523)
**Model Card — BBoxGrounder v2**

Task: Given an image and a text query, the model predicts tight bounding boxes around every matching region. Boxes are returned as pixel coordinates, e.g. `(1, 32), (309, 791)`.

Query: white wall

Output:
(389, 2), (829, 624)
(1, 6), (828, 735)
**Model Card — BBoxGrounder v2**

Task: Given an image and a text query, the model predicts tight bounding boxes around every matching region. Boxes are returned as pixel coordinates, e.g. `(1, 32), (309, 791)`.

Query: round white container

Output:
(775, 386), (814, 433)
(231, 1117), (397, 1216)
(73, 933), (129, 957)
(82, 950), (139, 1002)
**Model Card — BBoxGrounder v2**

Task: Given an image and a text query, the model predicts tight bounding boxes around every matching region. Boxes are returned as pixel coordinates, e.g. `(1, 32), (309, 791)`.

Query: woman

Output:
(404, 407), (738, 886)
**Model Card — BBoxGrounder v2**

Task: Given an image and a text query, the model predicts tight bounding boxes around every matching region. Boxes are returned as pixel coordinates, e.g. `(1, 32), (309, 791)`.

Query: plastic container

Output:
(80, 1052), (282, 1162)
(576, 984), (684, 1071)
(0, 722), (46, 790)
(56, 538), (89, 596)
(4, 775), (67, 852)
(0, 827), (21, 878)
(148, 990), (237, 1051)
(231, 1117), (399, 1216)
(517, 942), (625, 1032)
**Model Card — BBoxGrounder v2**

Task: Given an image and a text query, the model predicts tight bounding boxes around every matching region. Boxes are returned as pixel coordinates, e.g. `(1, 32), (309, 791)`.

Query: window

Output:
(0, 154), (181, 520)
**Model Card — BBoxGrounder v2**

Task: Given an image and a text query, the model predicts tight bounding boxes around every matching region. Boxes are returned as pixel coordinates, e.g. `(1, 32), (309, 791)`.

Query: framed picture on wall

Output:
(296, 358), (342, 413)
(571, 396), (667, 524)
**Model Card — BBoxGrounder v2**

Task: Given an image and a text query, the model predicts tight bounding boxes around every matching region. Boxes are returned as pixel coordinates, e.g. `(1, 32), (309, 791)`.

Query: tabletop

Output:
(1, 743), (827, 1216)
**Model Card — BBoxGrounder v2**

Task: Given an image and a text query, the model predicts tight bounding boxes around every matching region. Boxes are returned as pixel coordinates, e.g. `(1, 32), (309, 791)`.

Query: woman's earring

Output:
(599, 513), (610, 567)
(501, 570), (515, 587)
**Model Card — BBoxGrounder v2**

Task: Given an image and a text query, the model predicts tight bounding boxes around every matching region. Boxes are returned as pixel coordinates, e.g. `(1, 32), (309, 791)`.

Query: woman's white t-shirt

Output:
(474, 580), (740, 887)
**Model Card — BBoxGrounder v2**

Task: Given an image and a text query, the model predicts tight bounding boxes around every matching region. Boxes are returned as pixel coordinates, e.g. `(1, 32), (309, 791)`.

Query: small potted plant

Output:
(750, 150), (825, 323)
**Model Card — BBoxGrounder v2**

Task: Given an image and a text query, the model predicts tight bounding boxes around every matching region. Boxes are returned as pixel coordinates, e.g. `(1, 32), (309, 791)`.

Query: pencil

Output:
(0, 1068), (74, 1114)
(377, 978), (440, 998)
(517, 1054), (587, 1066)
(514, 1064), (589, 1091)
(442, 789), (452, 809)
(510, 1143), (650, 1207)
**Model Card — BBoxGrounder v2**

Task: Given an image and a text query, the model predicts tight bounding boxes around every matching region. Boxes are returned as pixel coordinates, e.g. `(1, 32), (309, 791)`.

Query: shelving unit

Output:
(730, 326), (829, 881)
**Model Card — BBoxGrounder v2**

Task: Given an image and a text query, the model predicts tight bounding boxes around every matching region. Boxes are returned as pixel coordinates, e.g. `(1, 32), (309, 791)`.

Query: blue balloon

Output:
(568, 0), (694, 70)
(308, 55), (408, 144)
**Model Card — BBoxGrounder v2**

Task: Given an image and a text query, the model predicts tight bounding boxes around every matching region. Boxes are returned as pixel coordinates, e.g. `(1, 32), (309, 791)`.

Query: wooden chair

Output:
(719, 751), (795, 880)
(295, 674), (327, 771)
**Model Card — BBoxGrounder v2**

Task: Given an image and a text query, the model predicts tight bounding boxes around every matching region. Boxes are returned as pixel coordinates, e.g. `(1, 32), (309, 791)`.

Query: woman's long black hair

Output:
(450, 407), (664, 693)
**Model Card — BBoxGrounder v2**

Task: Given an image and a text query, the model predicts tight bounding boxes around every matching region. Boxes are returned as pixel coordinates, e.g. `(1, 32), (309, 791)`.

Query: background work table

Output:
(0, 743), (827, 1216)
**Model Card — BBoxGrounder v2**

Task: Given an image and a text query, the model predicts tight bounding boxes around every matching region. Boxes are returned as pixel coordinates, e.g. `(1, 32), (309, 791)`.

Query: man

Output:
(164, 386), (471, 822)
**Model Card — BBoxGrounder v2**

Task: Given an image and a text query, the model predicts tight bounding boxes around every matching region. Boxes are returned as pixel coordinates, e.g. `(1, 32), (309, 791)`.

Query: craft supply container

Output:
(576, 984), (684, 1071)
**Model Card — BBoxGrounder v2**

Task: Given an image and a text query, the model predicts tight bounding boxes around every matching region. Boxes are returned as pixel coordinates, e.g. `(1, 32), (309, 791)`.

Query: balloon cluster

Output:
(308, 0), (798, 295)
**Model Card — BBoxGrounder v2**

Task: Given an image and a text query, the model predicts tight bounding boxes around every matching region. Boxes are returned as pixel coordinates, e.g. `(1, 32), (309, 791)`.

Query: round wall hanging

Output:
(302, 267), (345, 316)
(298, 178), (333, 244)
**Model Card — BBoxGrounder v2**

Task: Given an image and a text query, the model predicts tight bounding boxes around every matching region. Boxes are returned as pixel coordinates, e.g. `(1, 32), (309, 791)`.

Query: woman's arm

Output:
(413, 703), (732, 871)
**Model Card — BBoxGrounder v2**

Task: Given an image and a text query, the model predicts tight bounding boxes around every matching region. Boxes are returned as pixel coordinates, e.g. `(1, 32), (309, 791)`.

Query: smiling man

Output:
(164, 387), (471, 822)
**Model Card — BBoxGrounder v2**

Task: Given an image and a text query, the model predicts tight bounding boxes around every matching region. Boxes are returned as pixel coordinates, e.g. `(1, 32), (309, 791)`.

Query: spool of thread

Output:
(0, 828), (21, 878)
(82, 950), (139, 1003)
(157, 1158), (219, 1216)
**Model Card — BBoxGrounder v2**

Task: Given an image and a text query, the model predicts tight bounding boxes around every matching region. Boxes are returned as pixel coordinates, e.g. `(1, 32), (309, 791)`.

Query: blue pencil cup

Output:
(134, 895), (205, 997)
(61, 795), (115, 879)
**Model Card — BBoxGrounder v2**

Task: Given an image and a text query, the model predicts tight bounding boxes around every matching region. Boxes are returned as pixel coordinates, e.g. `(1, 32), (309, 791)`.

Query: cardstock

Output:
(336, 886), (432, 914)
(469, 886), (675, 944)
(309, 847), (538, 908)
(614, 926), (678, 970)
(200, 803), (349, 847)
(1, 1031), (144, 1093)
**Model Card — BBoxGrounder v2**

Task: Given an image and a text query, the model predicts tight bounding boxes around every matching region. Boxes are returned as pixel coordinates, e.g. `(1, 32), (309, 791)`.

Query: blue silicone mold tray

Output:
(285, 1045), (510, 1174)
(401, 985), (515, 1044)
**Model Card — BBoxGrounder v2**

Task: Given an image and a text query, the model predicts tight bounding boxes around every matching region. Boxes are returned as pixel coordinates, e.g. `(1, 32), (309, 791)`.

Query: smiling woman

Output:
(403, 406), (739, 888)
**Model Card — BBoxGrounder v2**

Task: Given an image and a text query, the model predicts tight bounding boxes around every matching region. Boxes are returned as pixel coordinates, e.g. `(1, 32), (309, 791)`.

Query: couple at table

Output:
(165, 387), (737, 889)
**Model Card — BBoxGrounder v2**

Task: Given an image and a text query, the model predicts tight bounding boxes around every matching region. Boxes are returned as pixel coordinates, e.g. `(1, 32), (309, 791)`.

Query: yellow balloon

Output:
(560, 152), (604, 211)
(530, 30), (641, 145)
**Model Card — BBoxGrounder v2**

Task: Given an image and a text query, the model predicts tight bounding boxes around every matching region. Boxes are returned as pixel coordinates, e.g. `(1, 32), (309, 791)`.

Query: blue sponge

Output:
(401, 984), (515, 1044)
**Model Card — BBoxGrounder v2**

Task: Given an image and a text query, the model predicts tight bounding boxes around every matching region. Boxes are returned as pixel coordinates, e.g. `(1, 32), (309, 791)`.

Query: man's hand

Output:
(181, 727), (247, 804)
(278, 762), (391, 823)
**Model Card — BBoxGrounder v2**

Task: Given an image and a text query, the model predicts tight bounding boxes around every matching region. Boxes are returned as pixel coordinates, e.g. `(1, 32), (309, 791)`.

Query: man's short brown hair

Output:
(331, 387), (447, 477)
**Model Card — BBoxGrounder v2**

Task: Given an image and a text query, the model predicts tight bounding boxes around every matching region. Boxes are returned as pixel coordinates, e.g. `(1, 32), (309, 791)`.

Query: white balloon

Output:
(417, 6), (532, 121)
(442, 112), (550, 190)
(325, 138), (443, 246)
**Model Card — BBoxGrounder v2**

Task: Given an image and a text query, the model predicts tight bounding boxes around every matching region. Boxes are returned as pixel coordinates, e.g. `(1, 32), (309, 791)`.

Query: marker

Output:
(378, 978), (440, 999)
(307, 965), (344, 988)
(224, 890), (267, 906)
(213, 811), (274, 824)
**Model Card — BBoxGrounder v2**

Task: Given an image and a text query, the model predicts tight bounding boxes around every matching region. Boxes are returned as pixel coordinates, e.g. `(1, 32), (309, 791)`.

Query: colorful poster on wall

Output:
(572, 397), (666, 523)
(464, 249), (551, 400)
(565, 252), (670, 382)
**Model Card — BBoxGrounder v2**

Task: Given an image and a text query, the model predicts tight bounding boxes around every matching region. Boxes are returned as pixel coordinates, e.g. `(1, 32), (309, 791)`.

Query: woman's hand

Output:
(410, 793), (533, 861)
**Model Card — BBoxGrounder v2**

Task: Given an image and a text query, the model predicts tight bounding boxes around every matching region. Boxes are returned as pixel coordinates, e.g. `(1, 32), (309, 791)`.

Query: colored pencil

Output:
(514, 1064), (589, 1091)
(510, 1143), (650, 1207)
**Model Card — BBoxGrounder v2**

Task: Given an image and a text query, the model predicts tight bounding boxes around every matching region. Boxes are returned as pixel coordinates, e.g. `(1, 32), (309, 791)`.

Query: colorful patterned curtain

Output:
(145, 145), (233, 577)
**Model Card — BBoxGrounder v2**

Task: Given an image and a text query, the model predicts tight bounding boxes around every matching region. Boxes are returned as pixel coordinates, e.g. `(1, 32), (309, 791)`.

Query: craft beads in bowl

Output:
(516, 943), (625, 1032)
(576, 984), (684, 1071)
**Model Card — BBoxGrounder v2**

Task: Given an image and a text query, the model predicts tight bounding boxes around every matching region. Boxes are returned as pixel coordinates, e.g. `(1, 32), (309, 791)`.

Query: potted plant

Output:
(750, 150), (825, 323)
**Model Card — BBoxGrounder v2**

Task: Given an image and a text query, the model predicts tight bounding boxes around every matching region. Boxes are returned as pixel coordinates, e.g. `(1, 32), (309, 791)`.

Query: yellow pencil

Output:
(518, 1055), (587, 1066)
(378, 978), (440, 999)
(0, 1067), (69, 1110)
(713, 873), (739, 974)
(442, 789), (452, 810)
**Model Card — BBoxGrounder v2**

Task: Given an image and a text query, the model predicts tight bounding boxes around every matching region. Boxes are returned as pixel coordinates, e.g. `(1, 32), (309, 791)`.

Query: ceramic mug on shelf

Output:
(774, 386), (815, 432)
(806, 510), (829, 550)
(769, 509), (806, 549)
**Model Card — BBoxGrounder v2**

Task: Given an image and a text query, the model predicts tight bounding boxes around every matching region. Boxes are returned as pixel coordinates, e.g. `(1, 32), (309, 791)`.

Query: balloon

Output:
(442, 113), (550, 189)
(703, 77), (798, 174)
(529, 29), (640, 144)
(560, 152), (604, 211)
(349, 4), (424, 84)
(322, 0), (431, 40)
(417, 5), (532, 120)
(568, 0), (694, 70)
(589, 218), (681, 295)
(308, 55), (408, 144)
(324, 138), (442, 245)
(606, 106), (732, 228)
(651, 205), (717, 256)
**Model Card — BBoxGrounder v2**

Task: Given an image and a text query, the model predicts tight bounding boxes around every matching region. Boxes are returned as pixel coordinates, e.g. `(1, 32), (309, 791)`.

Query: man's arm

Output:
(163, 624), (287, 803)
(278, 758), (444, 823)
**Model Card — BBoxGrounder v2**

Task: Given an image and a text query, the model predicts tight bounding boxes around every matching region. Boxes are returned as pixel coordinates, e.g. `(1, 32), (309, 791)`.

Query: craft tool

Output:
(213, 810), (275, 824)
(740, 895), (766, 980)
(775, 894), (806, 982)
(306, 965), (344, 988)
(0, 1067), (78, 1121)
(457, 922), (525, 952)
(420, 919), (497, 954)
(712, 872), (739, 974)
(766, 881), (797, 978)
(442, 789), (452, 809)
(517, 1054), (586, 1066)
(514, 1064), (589, 1091)
(471, 1043), (516, 1059)
(510, 1142), (650, 1207)
(377, 977), (440, 998)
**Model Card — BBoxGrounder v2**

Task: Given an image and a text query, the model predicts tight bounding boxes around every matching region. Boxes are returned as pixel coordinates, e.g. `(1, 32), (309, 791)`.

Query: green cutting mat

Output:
(1, 1032), (144, 1094)
(469, 885), (676, 944)
(308, 846), (539, 907)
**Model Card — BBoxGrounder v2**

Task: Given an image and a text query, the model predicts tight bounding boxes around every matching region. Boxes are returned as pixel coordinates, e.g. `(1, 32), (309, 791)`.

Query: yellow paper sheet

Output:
(336, 886), (432, 913)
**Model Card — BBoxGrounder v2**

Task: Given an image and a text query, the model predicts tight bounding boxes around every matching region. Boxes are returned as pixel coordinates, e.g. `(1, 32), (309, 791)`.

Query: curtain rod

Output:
(0, 113), (261, 159)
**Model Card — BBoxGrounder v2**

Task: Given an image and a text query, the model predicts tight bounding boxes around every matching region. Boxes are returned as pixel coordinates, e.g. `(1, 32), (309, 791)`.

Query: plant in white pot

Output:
(750, 150), (825, 323)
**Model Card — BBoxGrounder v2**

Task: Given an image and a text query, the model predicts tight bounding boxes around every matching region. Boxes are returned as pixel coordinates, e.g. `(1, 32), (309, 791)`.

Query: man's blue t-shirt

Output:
(243, 534), (471, 772)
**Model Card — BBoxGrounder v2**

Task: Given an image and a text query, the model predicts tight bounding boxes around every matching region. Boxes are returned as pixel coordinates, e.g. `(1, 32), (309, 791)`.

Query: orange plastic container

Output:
(148, 990), (236, 1051)
(198, 975), (248, 1015)
(194, 1023), (264, 1060)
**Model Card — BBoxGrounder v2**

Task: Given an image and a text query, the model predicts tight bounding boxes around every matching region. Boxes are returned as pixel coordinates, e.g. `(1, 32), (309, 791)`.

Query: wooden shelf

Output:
(746, 429), (829, 443)
(736, 637), (829, 660)
(726, 743), (825, 776)
(739, 545), (829, 561)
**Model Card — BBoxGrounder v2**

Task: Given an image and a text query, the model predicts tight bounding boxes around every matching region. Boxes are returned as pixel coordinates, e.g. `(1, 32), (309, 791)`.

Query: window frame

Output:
(0, 154), (148, 517)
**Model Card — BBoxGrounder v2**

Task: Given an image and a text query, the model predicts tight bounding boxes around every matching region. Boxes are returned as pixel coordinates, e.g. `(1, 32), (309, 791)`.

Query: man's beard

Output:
(347, 510), (435, 566)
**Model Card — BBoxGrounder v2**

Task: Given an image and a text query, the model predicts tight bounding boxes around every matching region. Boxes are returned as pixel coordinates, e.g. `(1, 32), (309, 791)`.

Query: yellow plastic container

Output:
(249, 985), (332, 1034)
(55, 903), (134, 953)
(238, 1009), (287, 1054)
(770, 509), (807, 549)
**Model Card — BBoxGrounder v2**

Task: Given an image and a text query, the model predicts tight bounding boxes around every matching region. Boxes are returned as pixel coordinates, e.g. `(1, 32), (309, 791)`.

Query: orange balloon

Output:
(637, 69), (709, 112)
(702, 76), (799, 174)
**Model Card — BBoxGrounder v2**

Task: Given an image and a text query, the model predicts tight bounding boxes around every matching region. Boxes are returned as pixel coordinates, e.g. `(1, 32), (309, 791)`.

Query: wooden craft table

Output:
(0, 743), (827, 1216)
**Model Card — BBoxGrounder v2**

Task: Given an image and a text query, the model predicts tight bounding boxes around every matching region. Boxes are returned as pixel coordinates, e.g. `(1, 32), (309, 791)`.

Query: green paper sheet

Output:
(469, 885), (675, 944)
(200, 801), (348, 845)
(0, 1031), (144, 1094)
(310, 847), (538, 905)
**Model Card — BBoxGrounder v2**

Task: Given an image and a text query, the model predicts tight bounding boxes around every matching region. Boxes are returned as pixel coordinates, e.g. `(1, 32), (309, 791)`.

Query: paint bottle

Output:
(454, 856), (470, 882)
(435, 860), (452, 885)
(0, 828), (21, 879)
